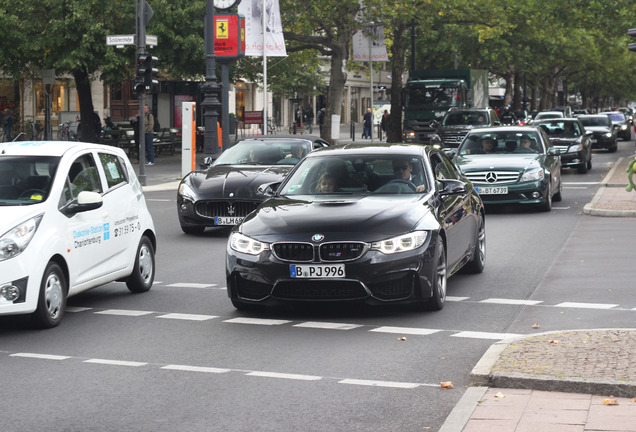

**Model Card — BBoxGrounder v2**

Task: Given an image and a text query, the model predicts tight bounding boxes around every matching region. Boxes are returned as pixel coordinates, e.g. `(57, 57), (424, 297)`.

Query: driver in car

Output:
(392, 159), (426, 192)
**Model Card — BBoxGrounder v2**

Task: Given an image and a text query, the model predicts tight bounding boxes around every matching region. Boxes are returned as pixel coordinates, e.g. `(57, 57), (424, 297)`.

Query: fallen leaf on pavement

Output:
(397, 337), (407, 341)
(549, 340), (559, 344)
(532, 323), (540, 328)
(632, 398), (636, 403)
(603, 398), (619, 405)
(440, 381), (454, 389)
(494, 392), (506, 398)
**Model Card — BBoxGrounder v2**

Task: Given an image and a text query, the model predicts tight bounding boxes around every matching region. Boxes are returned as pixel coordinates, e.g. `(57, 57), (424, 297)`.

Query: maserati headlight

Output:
(521, 167), (545, 182)
(0, 215), (43, 262)
(229, 232), (270, 255)
(178, 182), (196, 201)
(371, 231), (428, 254)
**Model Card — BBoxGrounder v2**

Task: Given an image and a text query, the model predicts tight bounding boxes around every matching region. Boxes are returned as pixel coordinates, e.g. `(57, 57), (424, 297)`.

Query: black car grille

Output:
(272, 242), (367, 262)
(272, 243), (314, 262)
(440, 131), (469, 146)
(272, 280), (368, 300)
(319, 243), (366, 261)
(195, 201), (259, 218)
(368, 274), (415, 300)
(235, 277), (272, 300)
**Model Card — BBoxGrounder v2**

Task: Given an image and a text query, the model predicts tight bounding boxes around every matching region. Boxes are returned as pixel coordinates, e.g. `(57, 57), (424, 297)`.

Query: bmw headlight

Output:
(371, 231), (428, 254)
(178, 182), (196, 201)
(567, 144), (583, 153)
(521, 167), (544, 182)
(230, 232), (270, 255)
(620, 124), (628, 130)
(0, 215), (43, 262)
(603, 132), (612, 138)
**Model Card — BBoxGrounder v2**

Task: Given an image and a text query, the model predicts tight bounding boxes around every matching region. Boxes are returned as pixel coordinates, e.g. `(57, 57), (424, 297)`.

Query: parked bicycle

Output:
(57, 121), (78, 141)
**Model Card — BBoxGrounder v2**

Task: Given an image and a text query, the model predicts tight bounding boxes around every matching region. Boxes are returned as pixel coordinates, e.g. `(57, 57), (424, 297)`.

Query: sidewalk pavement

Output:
(135, 131), (636, 432)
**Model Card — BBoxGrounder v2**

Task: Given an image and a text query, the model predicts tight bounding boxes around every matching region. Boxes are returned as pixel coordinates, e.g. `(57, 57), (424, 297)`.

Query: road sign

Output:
(146, 35), (158, 47)
(106, 35), (135, 46)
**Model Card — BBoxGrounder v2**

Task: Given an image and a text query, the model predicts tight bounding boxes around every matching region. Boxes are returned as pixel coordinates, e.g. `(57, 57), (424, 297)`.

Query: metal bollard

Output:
(350, 121), (355, 142)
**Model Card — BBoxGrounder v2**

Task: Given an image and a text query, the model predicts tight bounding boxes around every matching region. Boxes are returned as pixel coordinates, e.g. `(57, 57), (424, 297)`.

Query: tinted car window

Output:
(443, 111), (489, 126)
(579, 116), (611, 127)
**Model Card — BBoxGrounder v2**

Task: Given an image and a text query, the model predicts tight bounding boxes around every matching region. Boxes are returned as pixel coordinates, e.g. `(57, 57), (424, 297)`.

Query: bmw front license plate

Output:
(476, 186), (508, 195)
(214, 216), (244, 226)
(290, 264), (345, 278)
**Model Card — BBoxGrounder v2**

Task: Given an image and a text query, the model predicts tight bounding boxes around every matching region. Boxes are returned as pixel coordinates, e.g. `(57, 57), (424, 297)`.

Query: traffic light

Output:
(628, 28), (636, 53)
(134, 53), (158, 95)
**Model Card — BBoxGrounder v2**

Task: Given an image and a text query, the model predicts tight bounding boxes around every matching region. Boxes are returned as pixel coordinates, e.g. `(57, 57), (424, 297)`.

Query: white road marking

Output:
(451, 331), (521, 340)
(563, 182), (601, 185)
(555, 302), (618, 310)
(84, 359), (147, 367)
(165, 283), (218, 289)
(95, 309), (153, 316)
(162, 365), (230, 374)
(293, 321), (362, 330)
(246, 371), (322, 381)
(66, 306), (92, 313)
(224, 317), (291, 326)
(563, 187), (588, 189)
(157, 313), (218, 321)
(551, 206), (570, 210)
(370, 326), (441, 336)
(11, 353), (70, 360)
(146, 198), (172, 202)
(338, 379), (424, 389)
(446, 296), (470, 302)
(480, 298), (544, 306)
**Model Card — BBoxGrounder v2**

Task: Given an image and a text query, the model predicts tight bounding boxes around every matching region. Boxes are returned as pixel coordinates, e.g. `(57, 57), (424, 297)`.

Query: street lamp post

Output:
(201, 0), (222, 157)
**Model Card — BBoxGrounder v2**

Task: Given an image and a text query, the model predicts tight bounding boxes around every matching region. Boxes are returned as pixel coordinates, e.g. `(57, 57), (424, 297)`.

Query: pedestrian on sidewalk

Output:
(318, 108), (325, 135)
(363, 108), (372, 139)
(3, 108), (13, 142)
(304, 104), (314, 134)
(144, 104), (155, 166)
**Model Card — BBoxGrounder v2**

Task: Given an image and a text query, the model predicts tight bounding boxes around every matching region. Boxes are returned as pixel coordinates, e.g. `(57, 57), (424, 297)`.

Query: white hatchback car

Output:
(0, 140), (156, 328)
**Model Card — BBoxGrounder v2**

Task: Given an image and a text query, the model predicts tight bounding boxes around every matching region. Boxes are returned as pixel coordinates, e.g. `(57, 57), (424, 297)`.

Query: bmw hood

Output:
(454, 154), (542, 172)
(185, 165), (292, 198)
(239, 195), (432, 241)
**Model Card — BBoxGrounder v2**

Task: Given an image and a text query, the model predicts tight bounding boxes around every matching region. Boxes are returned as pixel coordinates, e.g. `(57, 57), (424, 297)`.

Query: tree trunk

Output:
(387, 20), (408, 143)
(321, 36), (350, 145)
(73, 67), (97, 143)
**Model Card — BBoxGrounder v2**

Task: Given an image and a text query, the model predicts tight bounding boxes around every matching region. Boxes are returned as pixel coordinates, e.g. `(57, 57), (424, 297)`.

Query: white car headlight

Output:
(521, 167), (545, 182)
(603, 132), (613, 138)
(230, 232), (270, 255)
(371, 231), (428, 254)
(178, 182), (196, 201)
(0, 215), (43, 262)
(567, 144), (583, 153)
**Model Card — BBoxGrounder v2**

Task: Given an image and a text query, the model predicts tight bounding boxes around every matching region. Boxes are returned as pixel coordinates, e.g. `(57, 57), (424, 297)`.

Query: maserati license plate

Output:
(214, 216), (244, 225)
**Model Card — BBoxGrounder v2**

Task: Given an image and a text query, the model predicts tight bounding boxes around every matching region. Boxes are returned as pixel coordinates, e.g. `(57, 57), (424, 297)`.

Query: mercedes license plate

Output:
(214, 216), (244, 226)
(476, 186), (508, 195)
(290, 264), (345, 278)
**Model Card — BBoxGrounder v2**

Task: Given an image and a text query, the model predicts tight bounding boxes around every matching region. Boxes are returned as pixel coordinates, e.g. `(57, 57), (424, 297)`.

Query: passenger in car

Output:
(481, 137), (496, 153)
(514, 135), (537, 153)
(315, 172), (338, 193)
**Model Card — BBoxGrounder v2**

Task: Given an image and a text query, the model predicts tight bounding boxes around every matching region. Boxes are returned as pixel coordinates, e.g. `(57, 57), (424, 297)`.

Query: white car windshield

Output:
(0, 156), (60, 205)
(280, 154), (429, 196)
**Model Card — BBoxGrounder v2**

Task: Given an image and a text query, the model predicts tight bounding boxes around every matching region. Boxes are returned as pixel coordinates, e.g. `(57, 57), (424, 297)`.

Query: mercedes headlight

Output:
(567, 144), (583, 153)
(521, 167), (545, 182)
(230, 232), (270, 255)
(0, 215), (43, 262)
(371, 231), (428, 254)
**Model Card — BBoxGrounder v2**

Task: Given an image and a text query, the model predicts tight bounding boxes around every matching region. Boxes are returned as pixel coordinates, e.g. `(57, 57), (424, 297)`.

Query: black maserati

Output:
(226, 143), (486, 312)
(177, 135), (329, 234)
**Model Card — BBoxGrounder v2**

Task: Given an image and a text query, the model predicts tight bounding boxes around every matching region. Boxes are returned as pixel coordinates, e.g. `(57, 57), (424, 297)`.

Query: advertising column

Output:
(181, 102), (197, 177)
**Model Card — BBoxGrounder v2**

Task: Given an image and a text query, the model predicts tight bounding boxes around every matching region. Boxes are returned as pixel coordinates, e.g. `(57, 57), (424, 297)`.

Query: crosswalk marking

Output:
(162, 365), (230, 374)
(224, 317), (291, 326)
(480, 298), (543, 306)
(83, 359), (147, 367)
(11, 353), (70, 360)
(446, 296), (470, 302)
(165, 283), (217, 289)
(246, 371), (322, 381)
(293, 321), (362, 330)
(451, 331), (521, 340)
(157, 313), (218, 321)
(370, 326), (441, 336)
(555, 302), (618, 310)
(338, 379), (423, 389)
(66, 306), (92, 313)
(95, 309), (154, 316)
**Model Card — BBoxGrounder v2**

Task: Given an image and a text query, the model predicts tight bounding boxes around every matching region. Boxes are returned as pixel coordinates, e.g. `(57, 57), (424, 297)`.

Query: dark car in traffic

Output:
(437, 108), (500, 148)
(226, 143), (485, 312)
(577, 115), (618, 152)
(452, 126), (562, 211)
(599, 111), (631, 141)
(177, 135), (330, 234)
(532, 118), (592, 173)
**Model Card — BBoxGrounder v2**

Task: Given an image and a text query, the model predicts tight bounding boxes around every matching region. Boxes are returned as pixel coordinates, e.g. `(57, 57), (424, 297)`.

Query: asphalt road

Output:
(1, 139), (635, 432)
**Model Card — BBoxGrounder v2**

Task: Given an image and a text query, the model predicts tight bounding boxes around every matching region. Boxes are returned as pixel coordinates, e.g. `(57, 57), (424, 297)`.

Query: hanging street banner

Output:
(238, 0), (287, 57)
(214, 14), (246, 59)
(352, 26), (389, 62)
